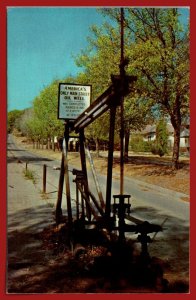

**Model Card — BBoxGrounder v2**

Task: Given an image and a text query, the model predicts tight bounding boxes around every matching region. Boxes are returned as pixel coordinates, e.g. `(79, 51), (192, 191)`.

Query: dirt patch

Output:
(7, 223), (189, 293)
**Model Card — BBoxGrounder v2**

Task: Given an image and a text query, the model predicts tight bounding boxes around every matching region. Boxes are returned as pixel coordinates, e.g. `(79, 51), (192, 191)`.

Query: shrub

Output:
(150, 120), (169, 157)
(130, 135), (152, 152)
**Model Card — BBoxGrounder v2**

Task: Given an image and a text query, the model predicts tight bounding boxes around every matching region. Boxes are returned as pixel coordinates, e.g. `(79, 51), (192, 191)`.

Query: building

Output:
(141, 121), (190, 153)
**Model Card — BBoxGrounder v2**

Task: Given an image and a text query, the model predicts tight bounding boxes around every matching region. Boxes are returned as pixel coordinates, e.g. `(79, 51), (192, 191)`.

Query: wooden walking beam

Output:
(73, 75), (137, 132)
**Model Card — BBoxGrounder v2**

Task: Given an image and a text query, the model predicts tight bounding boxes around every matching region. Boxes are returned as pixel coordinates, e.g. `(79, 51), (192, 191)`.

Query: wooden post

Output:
(79, 129), (91, 221)
(76, 183), (79, 220)
(64, 122), (72, 226)
(43, 164), (47, 193)
(105, 105), (117, 218)
(55, 152), (65, 225)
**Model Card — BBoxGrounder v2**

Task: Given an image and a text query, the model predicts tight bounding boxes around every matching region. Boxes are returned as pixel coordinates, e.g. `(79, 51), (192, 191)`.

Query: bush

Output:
(151, 120), (169, 157)
(130, 135), (152, 152)
(151, 143), (166, 157)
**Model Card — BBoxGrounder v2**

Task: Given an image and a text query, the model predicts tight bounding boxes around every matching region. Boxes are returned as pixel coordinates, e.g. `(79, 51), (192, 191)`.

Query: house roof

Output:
(141, 123), (174, 135)
(142, 124), (156, 135)
(134, 122), (190, 138)
(180, 128), (190, 137)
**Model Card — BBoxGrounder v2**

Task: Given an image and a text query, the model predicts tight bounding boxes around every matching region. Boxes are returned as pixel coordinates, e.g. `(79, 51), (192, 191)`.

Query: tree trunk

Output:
(170, 98), (181, 169)
(124, 129), (130, 163)
(41, 138), (44, 150)
(47, 136), (51, 150)
(172, 126), (181, 169)
(52, 136), (55, 151)
(96, 138), (100, 158)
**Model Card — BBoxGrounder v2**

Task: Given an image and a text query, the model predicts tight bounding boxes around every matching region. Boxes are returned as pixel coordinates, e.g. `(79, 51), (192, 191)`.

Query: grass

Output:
(23, 168), (37, 185)
(40, 191), (55, 208)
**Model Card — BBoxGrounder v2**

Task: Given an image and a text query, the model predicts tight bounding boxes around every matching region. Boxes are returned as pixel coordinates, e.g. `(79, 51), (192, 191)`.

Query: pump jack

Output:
(55, 8), (162, 261)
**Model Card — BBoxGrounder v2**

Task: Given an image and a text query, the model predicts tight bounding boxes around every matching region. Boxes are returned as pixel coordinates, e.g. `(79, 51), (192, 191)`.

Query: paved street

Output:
(7, 134), (190, 292)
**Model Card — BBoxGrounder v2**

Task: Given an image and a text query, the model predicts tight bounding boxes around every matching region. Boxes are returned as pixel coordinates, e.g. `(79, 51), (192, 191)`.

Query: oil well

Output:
(54, 8), (168, 292)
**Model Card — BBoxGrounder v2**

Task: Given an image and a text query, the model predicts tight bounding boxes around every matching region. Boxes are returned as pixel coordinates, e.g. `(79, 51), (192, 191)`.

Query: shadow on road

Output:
(7, 204), (190, 294)
(7, 154), (53, 164)
(7, 148), (24, 152)
(131, 206), (189, 285)
(7, 204), (55, 292)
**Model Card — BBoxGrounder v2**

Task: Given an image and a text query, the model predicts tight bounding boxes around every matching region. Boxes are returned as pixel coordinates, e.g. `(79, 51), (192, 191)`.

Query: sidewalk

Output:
(7, 158), (55, 293)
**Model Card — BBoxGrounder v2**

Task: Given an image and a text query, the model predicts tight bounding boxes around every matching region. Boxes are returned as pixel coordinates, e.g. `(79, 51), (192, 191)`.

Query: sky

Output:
(7, 7), (190, 112)
(7, 7), (107, 111)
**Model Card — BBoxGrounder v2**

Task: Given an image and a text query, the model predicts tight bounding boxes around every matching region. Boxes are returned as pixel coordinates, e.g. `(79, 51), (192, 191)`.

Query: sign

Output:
(58, 83), (92, 120)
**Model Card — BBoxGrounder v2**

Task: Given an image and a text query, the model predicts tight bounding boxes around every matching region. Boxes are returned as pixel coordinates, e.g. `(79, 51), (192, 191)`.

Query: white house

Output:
(141, 122), (190, 152)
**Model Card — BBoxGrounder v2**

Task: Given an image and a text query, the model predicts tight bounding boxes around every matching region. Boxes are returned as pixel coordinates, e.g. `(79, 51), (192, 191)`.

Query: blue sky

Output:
(7, 7), (189, 112)
(7, 7), (107, 111)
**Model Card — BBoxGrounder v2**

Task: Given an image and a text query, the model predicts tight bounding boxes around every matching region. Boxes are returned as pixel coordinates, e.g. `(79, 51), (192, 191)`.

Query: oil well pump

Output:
(55, 9), (164, 282)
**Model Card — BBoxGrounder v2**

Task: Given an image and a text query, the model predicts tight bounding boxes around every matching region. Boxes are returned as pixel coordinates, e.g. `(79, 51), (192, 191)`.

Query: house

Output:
(141, 122), (190, 153)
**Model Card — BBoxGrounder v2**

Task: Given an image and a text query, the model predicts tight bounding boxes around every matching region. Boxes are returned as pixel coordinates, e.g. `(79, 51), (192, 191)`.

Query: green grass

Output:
(23, 168), (37, 184)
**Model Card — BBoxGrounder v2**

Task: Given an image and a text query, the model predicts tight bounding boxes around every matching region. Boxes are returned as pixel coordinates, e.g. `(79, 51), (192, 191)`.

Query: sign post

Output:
(56, 83), (91, 226)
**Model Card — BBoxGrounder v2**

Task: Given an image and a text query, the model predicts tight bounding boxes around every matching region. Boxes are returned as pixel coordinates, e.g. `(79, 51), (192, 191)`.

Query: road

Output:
(8, 134), (189, 221)
(7, 134), (190, 287)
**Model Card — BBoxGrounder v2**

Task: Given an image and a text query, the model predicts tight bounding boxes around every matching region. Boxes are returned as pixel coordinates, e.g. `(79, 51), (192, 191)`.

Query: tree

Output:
(8, 109), (24, 133)
(17, 108), (34, 136)
(25, 116), (43, 148)
(151, 119), (169, 157)
(75, 19), (152, 156)
(32, 80), (65, 150)
(125, 8), (189, 167)
(100, 8), (189, 168)
(123, 94), (153, 160)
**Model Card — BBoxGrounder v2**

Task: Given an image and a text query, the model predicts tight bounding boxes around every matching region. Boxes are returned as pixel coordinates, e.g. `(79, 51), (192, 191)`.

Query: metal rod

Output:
(88, 190), (104, 217)
(151, 217), (168, 241)
(85, 141), (105, 209)
(77, 183), (99, 220)
(120, 7), (125, 194)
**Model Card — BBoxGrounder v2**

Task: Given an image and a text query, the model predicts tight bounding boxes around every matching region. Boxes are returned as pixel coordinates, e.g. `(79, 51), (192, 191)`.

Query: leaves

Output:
(10, 7), (189, 167)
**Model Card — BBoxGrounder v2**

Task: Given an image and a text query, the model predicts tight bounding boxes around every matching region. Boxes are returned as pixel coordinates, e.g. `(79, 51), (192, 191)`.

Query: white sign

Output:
(58, 83), (91, 120)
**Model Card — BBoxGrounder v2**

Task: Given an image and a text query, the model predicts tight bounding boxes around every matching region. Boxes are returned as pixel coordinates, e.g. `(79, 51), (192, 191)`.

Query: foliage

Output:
(100, 7), (189, 167)
(8, 8), (189, 167)
(130, 134), (152, 152)
(33, 81), (64, 139)
(75, 18), (153, 144)
(17, 108), (33, 136)
(151, 119), (169, 157)
(8, 109), (24, 133)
